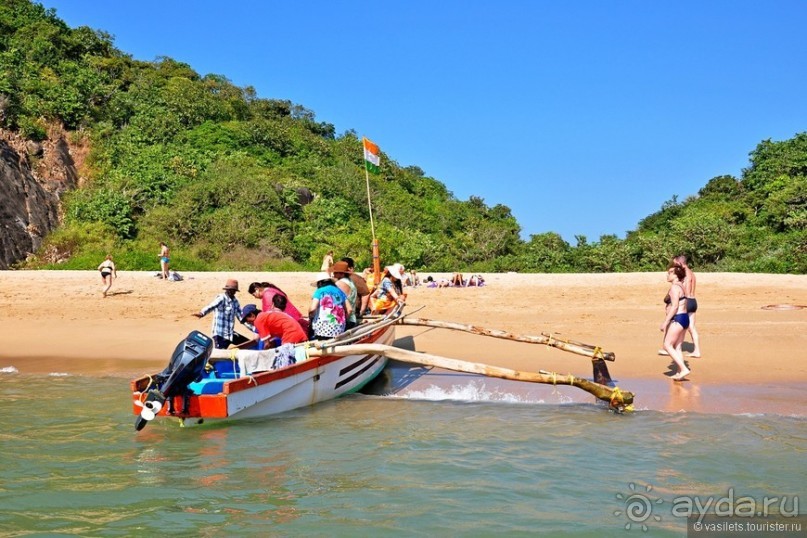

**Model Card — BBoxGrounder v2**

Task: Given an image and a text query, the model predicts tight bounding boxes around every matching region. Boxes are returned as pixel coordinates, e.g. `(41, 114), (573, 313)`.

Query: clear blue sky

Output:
(41, 1), (807, 243)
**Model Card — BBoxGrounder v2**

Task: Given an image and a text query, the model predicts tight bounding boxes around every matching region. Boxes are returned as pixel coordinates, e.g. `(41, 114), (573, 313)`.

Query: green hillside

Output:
(2, 0), (805, 272)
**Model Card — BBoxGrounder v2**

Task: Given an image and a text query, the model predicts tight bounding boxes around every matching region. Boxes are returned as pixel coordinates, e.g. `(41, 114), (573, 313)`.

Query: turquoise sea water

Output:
(1, 372), (804, 537)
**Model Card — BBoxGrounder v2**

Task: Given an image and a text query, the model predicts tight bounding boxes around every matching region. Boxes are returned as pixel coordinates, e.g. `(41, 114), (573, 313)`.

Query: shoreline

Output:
(1, 270), (805, 414)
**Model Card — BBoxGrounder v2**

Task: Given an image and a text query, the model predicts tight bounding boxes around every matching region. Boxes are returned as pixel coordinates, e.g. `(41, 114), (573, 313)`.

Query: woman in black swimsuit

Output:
(660, 263), (691, 381)
(97, 255), (117, 297)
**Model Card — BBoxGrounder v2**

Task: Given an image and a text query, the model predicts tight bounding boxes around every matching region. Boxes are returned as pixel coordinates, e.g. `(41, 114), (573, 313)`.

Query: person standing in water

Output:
(97, 255), (117, 297)
(158, 242), (170, 280)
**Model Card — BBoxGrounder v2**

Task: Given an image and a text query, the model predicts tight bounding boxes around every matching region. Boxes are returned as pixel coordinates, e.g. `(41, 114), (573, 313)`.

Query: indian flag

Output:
(363, 137), (380, 173)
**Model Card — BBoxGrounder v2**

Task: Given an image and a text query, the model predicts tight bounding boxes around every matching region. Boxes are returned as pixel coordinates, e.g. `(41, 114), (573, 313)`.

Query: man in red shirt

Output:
(254, 294), (308, 346)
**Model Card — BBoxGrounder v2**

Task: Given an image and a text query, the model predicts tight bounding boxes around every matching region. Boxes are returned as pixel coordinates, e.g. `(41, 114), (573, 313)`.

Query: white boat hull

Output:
(132, 315), (397, 428)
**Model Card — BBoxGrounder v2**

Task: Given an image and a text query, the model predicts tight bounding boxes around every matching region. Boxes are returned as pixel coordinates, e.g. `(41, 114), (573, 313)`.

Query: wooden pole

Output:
(306, 343), (634, 411)
(372, 238), (381, 285)
(397, 318), (616, 361)
(363, 140), (381, 280)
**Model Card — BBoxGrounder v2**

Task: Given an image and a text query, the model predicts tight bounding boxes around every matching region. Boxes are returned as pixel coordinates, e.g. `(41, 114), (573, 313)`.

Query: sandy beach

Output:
(1, 270), (805, 414)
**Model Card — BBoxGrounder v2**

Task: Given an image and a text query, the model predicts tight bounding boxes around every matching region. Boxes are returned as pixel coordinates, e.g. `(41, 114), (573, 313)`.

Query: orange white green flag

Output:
(363, 137), (380, 173)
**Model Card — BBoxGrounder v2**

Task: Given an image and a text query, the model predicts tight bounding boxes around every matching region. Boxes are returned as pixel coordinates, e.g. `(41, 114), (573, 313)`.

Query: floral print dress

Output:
(311, 284), (348, 338)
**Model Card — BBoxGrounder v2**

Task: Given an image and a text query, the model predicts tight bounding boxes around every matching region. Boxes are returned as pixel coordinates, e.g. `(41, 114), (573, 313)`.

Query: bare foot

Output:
(657, 349), (669, 356)
(671, 369), (691, 381)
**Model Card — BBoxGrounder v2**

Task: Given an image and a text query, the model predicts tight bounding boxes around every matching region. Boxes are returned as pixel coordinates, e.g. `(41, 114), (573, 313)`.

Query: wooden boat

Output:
(132, 301), (636, 431)
(131, 306), (403, 430)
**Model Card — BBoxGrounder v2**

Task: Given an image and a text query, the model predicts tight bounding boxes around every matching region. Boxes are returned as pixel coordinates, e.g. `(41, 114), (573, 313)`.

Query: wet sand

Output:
(1, 270), (805, 414)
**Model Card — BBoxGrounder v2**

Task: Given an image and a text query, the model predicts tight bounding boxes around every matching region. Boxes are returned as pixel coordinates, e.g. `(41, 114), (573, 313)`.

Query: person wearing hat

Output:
(309, 272), (352, 340)
(370, 263), (406, 314)
(332, 260), (358, 329)
(340, 257), (371, 318)
(193, 278), (243, 349)
(231, 303), (264, 350)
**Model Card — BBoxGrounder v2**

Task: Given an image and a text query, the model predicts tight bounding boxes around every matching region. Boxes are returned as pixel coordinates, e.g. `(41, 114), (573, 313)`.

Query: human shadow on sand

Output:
(105, 290), (134, 297)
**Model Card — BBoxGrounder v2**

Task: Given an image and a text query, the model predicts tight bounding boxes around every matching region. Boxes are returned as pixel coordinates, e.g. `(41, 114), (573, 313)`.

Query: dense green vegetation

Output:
(2, 0), (805, 273)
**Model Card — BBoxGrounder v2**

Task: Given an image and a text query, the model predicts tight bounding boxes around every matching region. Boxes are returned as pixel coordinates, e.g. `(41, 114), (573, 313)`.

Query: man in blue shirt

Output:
(193, 279), (242, 349)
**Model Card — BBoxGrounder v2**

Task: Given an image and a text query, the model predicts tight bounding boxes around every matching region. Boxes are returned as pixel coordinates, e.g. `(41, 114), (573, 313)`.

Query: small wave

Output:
(391, 381), (545, 404)
(48, 372), (70, 377)
(1, 366), (19, 374)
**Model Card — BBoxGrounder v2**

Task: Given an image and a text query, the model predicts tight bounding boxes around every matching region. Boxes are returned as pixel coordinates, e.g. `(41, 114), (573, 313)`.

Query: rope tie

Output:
(550, 371), (560, 395)
(592, 346), (604, 359)
(609, 387), (633, 412)
(610, 387), (622, 407)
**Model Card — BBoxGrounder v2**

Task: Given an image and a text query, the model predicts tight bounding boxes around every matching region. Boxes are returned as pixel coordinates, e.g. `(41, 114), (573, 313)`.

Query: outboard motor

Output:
(135, 331), (213, 431)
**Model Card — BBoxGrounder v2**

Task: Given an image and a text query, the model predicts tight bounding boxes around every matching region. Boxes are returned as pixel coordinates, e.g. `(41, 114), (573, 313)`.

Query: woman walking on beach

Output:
(660, 263), (691, 381)
(97, 255), (117, 297)
(675, 254), (701, 357)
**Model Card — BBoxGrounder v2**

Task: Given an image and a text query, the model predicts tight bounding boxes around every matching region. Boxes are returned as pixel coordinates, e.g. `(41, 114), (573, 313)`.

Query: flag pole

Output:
(363, 138), (381, 280)
(364, 164), (377, 243)
(366, 166), (381, 281)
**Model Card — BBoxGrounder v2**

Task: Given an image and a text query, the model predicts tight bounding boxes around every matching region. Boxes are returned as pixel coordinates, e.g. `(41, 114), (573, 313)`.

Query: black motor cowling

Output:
(135, 331), (213, 431)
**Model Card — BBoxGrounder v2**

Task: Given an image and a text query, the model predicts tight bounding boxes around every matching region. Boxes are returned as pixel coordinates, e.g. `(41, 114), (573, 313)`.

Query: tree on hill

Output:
(2, 0), (805, 273)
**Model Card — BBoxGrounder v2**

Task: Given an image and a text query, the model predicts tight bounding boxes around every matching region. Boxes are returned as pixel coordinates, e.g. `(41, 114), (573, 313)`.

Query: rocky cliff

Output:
(0, 128), (80, 269)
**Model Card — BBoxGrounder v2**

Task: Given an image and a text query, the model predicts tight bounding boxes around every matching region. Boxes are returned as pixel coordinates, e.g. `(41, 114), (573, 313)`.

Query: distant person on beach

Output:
(466, 274), (485, 287)
(321, 250), (334, 277)
(660, 263), (691, 381)
(404, 269), (420, 287)
(193, 279), (242, 349)
(675, 254), (701, 357)
(97, 255), (117, 297)
(248, 281), (308, 335)
(158, 242), (170, 280)
(370, 263), (406, 313)
(451, 272), (464, 287)
(340, 257), (371, 317)
(309, 272), (351, 339)
(332, 260), (358, 329)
